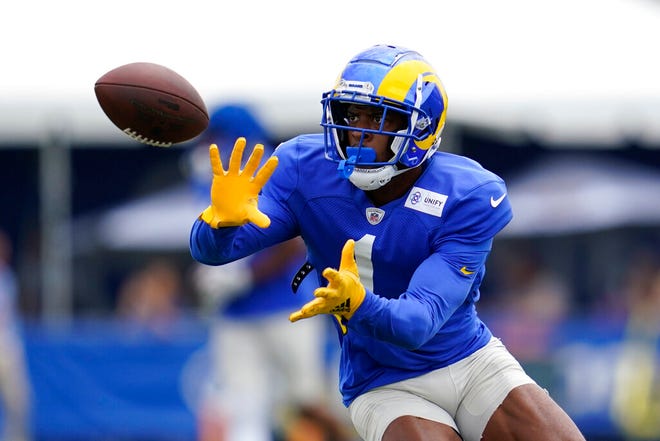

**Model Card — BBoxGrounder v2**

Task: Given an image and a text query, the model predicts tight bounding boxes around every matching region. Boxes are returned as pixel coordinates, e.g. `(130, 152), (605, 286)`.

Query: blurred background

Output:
(2, 0), (660, 440)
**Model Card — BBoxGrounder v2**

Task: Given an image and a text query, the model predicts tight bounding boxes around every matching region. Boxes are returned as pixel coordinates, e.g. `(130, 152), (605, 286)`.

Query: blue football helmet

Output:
(321, 44), (448, 190)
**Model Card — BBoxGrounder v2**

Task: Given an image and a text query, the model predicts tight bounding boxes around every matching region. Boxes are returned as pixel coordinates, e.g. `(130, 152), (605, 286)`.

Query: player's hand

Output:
(289, 239), (365, 325)
(200, 137), (278, 228)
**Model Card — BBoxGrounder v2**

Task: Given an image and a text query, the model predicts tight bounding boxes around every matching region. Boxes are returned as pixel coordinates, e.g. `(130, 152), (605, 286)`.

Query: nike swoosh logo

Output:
(460, 266), (474, 276)
(490, 194), (506, 208)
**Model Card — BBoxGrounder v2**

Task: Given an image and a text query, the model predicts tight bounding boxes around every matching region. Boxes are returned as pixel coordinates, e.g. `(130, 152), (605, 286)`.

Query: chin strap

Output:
(348, 165), (397, 191)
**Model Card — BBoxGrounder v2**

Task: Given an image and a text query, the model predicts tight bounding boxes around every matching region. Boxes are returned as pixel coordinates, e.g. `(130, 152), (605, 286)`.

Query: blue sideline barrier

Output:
(5, 315), (658, 440)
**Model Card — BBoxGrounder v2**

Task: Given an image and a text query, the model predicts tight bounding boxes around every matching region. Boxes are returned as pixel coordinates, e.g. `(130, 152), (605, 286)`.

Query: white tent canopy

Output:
(91, 185), (205, 251)
(502, 155), (660, 236)
(3, 0), (660, 147)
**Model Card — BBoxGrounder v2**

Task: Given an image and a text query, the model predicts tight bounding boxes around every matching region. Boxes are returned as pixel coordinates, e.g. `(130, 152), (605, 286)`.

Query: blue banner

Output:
(7, 315), (659, 440)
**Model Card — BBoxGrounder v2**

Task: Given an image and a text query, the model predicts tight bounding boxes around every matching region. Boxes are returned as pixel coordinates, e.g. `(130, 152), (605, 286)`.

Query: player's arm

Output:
(289, 238), (489, 349)
(348, 242), (490, 349)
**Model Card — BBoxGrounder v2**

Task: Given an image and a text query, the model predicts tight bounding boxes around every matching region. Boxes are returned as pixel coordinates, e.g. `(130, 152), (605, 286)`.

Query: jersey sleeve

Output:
(440, 179), (512, 250)
(189, 220), (240, 265)
(262, 139), (300, 202)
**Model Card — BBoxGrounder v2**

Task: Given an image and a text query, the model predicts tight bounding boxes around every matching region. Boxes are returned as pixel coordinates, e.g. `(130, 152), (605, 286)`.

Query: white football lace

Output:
(123, 128), (172, 148)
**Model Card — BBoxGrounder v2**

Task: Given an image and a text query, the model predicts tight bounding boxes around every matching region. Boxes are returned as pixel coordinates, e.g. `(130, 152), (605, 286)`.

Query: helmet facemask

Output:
(322, 72), (445, 191)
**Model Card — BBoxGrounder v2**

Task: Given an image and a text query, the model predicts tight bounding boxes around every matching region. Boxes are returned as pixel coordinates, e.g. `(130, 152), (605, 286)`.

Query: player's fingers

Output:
(339, 239), (357, 271)
(290, 298), (325, 322)
(313, 287), (332, 299)
(246, 206), (271, 229)
(209, 144), (224, 175)
(228, 137), (247, 173)
(243, 144), (264, 177)
(307, 297), (326, 310)
(289, 310), (305, 322)
(322, 267), (340, 285)
(254, 156), (279, 188)
(289, 308), (315, 322)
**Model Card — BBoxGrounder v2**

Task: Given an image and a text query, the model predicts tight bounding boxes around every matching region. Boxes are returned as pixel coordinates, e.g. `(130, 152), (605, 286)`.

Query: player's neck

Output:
(365, 166), (423, 206)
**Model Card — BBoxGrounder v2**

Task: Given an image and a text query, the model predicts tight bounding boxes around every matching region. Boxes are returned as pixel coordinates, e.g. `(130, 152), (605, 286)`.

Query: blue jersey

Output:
(190, 133), (513, 406)
(219, 247), (312, 318)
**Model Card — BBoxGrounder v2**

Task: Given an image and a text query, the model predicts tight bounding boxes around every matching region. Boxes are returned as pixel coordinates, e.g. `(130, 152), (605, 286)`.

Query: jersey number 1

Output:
(354, 234), (375, 291)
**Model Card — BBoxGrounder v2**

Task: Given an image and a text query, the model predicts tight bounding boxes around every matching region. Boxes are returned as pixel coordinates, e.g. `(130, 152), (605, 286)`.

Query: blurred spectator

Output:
(188, 104), (335, 441)
(611, 251), (660, 440)
(282, 403), (356, 441)
(115, 258), (185, 336)
(0, 230), (32, 441)
(484, 241), (571, 361)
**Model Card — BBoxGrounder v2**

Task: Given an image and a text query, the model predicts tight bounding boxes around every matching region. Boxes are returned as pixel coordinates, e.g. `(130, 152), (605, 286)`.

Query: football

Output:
(94, 62), (209, 147)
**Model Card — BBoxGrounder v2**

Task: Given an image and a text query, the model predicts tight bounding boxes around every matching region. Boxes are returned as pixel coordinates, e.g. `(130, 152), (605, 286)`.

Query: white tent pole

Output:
(39, 126), (73, 324)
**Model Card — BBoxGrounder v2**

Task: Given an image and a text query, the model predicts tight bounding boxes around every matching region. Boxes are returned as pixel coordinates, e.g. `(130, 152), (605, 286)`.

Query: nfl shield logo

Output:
(366, 207), (385, 225)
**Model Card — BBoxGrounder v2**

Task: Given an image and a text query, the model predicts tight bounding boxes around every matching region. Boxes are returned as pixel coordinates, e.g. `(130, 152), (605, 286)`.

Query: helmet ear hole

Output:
(328, 101), (350, 152)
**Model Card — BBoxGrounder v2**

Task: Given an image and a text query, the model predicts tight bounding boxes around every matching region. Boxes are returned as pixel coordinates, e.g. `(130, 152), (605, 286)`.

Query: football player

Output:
(190, 44), (585, 441)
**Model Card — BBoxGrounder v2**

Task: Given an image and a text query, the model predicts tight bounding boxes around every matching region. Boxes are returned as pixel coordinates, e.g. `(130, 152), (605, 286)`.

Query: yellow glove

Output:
(200, 137), (278, 229)
(289, 239), (366, 326)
